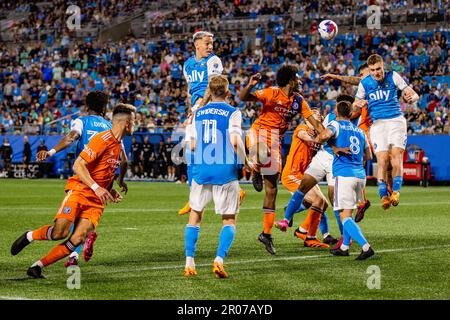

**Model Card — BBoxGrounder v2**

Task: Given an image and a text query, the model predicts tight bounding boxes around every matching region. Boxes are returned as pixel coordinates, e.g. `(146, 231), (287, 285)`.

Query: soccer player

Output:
(315, 100), (375, 260)
(321, 63), (372, 220)
(11, 104), (136, 278)
(183, 75), (250, 278)
(179, 30), (245, 215)
(240, 65), (324, 255)
(354, 54), (419, 209)
(276, 109), (336, 248)
(36, 91), (128, 267)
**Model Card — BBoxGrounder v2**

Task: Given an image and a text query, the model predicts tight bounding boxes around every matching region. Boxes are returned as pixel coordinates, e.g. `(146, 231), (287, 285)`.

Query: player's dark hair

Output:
(358, 62), (368, 72)
(86, 91), (109, 116)
(276, 65), (298, 87)
(113, 103), (136, 117)
(336, 94), (355, 104)
(336, 101), (352, 118)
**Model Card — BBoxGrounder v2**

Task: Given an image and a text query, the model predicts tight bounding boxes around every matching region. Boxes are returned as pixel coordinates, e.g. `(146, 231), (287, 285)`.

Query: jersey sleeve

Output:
(355, 82), (366, 100)
(300, 98), (313, 119)
(70, 118), (83, 136)
(327, 120), (340, 138)
(228, 110), (242, 136)
(392, 71), (408, 91)
(183, 62), (188, 82)
(254, 88), (271, 105)
(207, 55), (223, 77)
(79, 133), (108, 164)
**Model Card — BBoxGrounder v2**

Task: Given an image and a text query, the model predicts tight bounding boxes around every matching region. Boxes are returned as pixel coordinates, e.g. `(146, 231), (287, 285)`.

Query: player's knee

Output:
(51, 228), (69, 240)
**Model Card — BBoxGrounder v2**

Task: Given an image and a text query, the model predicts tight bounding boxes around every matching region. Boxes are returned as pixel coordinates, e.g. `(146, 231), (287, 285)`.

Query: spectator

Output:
(0, 138), (13, 177)
(23, 136), (32, 178)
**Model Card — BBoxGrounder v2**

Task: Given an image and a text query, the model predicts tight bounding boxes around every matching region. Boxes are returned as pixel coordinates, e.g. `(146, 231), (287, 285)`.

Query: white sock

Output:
(69, 252), (79, 259)
(323, 232), (330, 239)
(31, 260), (44, 268)
(340, 244), (349, 251)
(186, 256), (195, 268)
(214, 256), (224, 265)
(362, 243), (371, 252)
(26, 231), (33, 242)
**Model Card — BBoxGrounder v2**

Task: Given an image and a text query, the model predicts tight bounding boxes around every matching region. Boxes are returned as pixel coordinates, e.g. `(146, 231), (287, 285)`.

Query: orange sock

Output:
(306, 207), (323, 238)
(263, 209), (275, 234)
(32, 225), (54, 241)
(40, 241), (75, 267)
(300, 212), (313, 231)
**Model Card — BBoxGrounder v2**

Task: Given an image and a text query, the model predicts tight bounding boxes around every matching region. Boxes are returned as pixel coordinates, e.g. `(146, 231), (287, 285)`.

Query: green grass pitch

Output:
(1, 180), (450, 300)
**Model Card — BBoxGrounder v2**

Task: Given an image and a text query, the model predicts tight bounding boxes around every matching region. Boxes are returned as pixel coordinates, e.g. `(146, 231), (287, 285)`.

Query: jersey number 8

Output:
(349, 136), (360, 155)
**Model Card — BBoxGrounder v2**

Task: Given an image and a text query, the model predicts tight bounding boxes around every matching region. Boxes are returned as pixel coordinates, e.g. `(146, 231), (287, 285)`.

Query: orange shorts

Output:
(246, 127), (282, 175)
(54, 190), (104, 228)
(281, 171), (303, 193)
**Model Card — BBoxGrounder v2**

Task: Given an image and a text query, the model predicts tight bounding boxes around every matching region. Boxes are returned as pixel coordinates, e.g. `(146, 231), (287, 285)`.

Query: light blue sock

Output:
(284, 190), (305, 222)
(69, 224), (82, 255)
(185, 224), (200, 258)
(343, 217), (368, 247)
(378, 179), (388, 198)
(295, 203), (307, 214)
(216, 225), (236, 259)
(342, 222), (351, 246)
(334, 210), (343, 235)
(319, 212), (329, 235)
(393, 176), (403, 192)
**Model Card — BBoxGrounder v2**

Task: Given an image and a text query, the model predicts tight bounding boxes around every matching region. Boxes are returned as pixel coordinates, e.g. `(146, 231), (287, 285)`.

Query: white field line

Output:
(0, 295), (39, 300)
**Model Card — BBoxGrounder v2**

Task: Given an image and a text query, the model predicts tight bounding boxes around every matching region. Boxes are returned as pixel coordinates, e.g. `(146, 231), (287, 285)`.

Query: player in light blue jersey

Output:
(179, 31), (245, 216)
(183, 75), (251, 278)
(316, 100), (375, 260)
(354, 54), (419, 210)
(36, 91), (128, 267)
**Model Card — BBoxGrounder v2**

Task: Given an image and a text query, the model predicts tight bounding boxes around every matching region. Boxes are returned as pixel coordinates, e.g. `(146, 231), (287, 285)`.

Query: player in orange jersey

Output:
(11, 104), (136, 278)
(277, 110), (338, 248)
(240, 65), (324, 255)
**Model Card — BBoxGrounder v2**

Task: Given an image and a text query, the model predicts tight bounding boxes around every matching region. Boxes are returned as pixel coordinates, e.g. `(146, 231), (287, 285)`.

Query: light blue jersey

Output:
(183, 53), (223, 107)
(189, 102), (242, 185)
(70, 115), (112, 158)
(323, 111), (360, 155)
(327, 119), (368, 179)
(355, 71), (408, 121)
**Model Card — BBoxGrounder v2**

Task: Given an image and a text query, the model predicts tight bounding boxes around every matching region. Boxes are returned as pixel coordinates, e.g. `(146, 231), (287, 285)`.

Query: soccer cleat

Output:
(332, 236), (353, 250)
(212, 262), (228, 279)
(355, 200), (371, 223)
(258, 233), (276, 255)
(294, 228), (307, 241)
(390, 191), (400, 207)
(274, 219), (289, 232)
(64, 256), (79, 268)
(304, 238), (329, 248)
(381, 196), (391, 210)
(27, 266), (46, 279)
(330, 247), (350, 257)
(355, 247), (375, 260)
(178, 202), (191, 216)
(239, 189), (246, 207)
(252, 171), (263, 192)
(183, 266), (197, 277)
(11, 231), (31, 256)
(323, 234), (338, 245)
(83, 232), (97, 262)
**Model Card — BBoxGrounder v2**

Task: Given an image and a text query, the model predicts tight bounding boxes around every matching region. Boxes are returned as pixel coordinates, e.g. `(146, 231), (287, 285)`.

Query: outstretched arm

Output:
(37, 130), (80, 161)
(320, 73), (362, 86)
(239, 73), (261, 102)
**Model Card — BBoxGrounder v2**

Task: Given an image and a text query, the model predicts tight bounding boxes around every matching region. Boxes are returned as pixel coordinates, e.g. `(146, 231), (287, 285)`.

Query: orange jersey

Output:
(65, 130), (122, 195)
(358, 106), (372, 135)
(252, 87), (313, 136)
(282, 124), (314, 178)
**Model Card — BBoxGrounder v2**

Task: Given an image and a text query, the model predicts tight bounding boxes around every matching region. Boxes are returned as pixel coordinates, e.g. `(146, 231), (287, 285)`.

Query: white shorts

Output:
(333, 176), (366, 211)
(304, 149), (335, 186)
(370, 116), (407, 153)
(189, 180), (240, 215)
